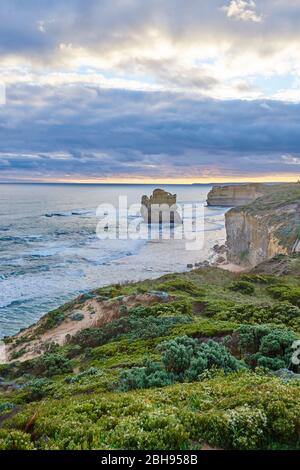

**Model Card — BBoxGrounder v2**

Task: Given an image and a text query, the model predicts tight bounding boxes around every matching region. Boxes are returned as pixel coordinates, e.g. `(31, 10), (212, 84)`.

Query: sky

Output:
(0, 0), (300, 183)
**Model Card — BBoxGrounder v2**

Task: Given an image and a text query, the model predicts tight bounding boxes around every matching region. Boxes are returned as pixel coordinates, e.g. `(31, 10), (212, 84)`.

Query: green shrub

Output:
(234, 324), (271, 353)
(130, 316), (191, 340)
(240, 274), (279, 285)
(215, 302), (300, 332)
(70, 312), (84, 322)
(229, 281), (255, 295)
(119, 336), (245, 390)
(0, 402), (14, 415)
(8, 351), (73, 379)
(235, 325), (297, 371)
(25, 378), (53, 401)
(119, 367), (148, 391)
(267, 285), (300, 307)
(185, 355), (209, 381)
(253, 355), (286, 370)
(157, 279), (202, 296)
(198, 406), (268, 450)
(4, 371), (300, 450)
(64, 344), (82, 359)
(128, 300), (192, 318)
(119, 305), (128, 315)
(204, 299), (235, 317)
(39, 309), (65, 332)
(0, 430), (34, 450)
(10, 348), (27, 360)
(119, 360), (175, 391)
(64, 367), (101, 384)
(72, 312), (191, 349)
(111, 412), (189, 450)
(159, 336), (244, 380)
(32, 353), (73, 377)
(159, 336), (197, 375)
(186, 340), (244, 381)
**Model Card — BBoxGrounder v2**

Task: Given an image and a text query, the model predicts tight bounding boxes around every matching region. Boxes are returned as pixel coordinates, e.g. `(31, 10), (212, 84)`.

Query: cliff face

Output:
(207, 183), (265, 207)
(225, 183), (300, 267)
(225, 210), (288, 267)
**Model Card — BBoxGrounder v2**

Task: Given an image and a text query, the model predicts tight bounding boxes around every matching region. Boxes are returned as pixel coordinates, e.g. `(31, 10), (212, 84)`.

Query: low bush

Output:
(267, 286), (300, 307)
(0, 430), (34, 450)
(64, 344), (82, 359)
(64, 367), (101, 384)
(111, 412), (189, 450)
(25, 378), (53, 401)
(229, 281), (255, 295)
(6, 372), (300, 450)
(10, 348), (27, 360)
(234, 325), (297, 371)
(119, 360), (175, 391)
(215, 302), (300, 332)
(0, 402), (14, 415)
(156, 279), (202, 296)
(160, 336), (198, 375)
(240, 274), (279, 285)
(27, 353), (73, 378)
(186, 341), (244, 381)
(38, 309), (65, 332)
(128, 299), (192, 317)
(72, 311), (191, 349)
(119, 336), (244, 390)
(204, 299), (235, 317)
(198, 405), (268, 450)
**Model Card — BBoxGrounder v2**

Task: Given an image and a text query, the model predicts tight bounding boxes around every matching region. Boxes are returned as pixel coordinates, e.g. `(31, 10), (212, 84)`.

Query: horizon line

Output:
(0, 177), (299, 185)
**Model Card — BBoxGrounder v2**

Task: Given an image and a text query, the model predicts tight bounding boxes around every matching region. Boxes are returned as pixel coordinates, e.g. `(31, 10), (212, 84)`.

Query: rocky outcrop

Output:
(251, 253), (300, 276)
(225, 183), (300, 267)
(207, 183), (265, 207)
(226, 210), (288, 267)
(141, 188), (182, 224)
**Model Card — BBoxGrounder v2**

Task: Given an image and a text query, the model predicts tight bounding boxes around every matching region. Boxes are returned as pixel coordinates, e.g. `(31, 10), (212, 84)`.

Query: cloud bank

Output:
(1, 84), (300, 181)
(0, 1), (299, 181)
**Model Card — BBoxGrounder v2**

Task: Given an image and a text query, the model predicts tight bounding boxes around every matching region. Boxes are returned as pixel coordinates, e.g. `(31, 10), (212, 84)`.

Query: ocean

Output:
(0, 183), (227, 337)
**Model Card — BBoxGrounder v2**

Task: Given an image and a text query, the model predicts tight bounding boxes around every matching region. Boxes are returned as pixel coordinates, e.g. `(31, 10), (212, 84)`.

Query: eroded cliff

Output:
(207, 183), (265, 207)
(225, 183), (300, 267)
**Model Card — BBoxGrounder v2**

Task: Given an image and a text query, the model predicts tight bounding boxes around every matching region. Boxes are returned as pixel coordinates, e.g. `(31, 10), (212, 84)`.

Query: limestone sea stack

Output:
(207, 183), (265, 207)
(141, 188), (182, 224)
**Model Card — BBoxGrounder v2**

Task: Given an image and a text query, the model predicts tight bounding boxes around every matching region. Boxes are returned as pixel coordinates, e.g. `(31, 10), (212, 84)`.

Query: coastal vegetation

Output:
(0, 254), (300, 450)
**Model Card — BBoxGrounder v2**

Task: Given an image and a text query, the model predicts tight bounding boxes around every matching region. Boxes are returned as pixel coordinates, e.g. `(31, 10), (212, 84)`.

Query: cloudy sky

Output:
(0, 0), (300, 183)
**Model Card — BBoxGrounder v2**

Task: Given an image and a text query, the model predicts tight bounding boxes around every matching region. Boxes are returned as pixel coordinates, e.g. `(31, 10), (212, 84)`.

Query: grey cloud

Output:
(0, 1), (299, 66)
(129, 58), (219, 91)
(0, 84), (300, 180)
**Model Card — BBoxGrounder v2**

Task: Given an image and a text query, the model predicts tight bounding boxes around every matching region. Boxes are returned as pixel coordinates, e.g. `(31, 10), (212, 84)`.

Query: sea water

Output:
(0, 183), (227, 337)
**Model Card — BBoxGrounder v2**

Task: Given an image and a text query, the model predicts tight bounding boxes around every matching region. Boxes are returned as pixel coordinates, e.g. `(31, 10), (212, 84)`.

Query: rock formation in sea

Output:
(207, 183), (265, 207)
(141, 188), (182, 224)
(225, 183), (300, 267)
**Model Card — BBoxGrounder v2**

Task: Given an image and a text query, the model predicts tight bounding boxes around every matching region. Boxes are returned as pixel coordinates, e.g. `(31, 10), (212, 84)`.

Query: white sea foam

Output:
(0, 183), (227, 337)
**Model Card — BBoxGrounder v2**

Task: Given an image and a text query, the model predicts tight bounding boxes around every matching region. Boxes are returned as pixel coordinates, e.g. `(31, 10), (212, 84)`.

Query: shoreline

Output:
(0, 261), (248, 365)
(0, 223), (227, 339)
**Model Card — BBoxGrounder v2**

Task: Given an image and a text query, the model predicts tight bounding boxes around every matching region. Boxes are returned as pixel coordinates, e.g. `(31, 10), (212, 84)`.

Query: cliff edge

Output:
(207, 183), (265, 207)
(225, 183), (300, 267)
